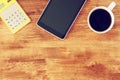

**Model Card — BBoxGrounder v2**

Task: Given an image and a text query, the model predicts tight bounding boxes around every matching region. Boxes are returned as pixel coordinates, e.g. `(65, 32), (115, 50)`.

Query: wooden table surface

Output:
(0, 0), (120, 80)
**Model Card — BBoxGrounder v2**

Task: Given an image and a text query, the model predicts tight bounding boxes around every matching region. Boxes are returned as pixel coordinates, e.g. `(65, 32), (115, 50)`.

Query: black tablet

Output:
(37, 0), (87, 39)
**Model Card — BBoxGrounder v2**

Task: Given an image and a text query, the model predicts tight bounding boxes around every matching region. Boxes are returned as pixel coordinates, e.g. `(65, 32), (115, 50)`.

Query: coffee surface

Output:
(89, 9), (111, 31)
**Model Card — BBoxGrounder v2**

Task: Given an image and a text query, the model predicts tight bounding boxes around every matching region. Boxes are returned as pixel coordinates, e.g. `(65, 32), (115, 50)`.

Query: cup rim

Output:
(88, 6), (114, 34)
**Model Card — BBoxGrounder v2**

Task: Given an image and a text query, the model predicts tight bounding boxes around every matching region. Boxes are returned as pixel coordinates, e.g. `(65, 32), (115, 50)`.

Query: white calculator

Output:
(0, 0), (30, 33)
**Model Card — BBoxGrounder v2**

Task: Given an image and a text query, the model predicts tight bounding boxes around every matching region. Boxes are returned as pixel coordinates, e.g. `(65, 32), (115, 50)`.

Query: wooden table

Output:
(0, 0), (120, 80)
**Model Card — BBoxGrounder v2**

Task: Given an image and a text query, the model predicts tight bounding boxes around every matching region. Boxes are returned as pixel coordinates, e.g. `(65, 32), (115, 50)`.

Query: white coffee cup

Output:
(88, 1), (116, 33)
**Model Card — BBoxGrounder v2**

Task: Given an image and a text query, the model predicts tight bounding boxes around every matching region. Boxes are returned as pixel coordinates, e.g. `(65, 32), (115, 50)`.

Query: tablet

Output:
(37, 0), (87, 39)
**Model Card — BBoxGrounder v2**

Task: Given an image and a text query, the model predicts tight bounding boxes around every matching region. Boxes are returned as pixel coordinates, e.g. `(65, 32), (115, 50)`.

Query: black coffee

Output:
(89, 9), (111, 31)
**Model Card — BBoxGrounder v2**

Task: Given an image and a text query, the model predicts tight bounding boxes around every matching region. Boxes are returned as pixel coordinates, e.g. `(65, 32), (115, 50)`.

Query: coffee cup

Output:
(88, 1), (116, 33)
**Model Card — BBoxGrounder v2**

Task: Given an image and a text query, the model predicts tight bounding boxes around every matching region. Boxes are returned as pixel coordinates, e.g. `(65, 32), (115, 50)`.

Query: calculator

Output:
(0, 0), (30, 33)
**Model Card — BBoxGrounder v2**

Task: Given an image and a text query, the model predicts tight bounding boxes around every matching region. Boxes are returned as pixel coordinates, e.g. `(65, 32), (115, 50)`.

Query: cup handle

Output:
(108, 1), (116, 10)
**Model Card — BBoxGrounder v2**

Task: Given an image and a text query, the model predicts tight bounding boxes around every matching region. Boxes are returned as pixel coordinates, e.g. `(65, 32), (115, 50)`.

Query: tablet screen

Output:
(37, 0), (86, 39)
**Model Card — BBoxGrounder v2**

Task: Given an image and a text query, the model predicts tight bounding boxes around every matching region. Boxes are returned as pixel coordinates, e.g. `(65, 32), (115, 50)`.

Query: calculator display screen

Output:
(37, 0), (86, 39)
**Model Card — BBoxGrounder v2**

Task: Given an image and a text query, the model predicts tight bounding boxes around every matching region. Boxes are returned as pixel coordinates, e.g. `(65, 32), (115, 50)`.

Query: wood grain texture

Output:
(0, 0), (120, 80)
